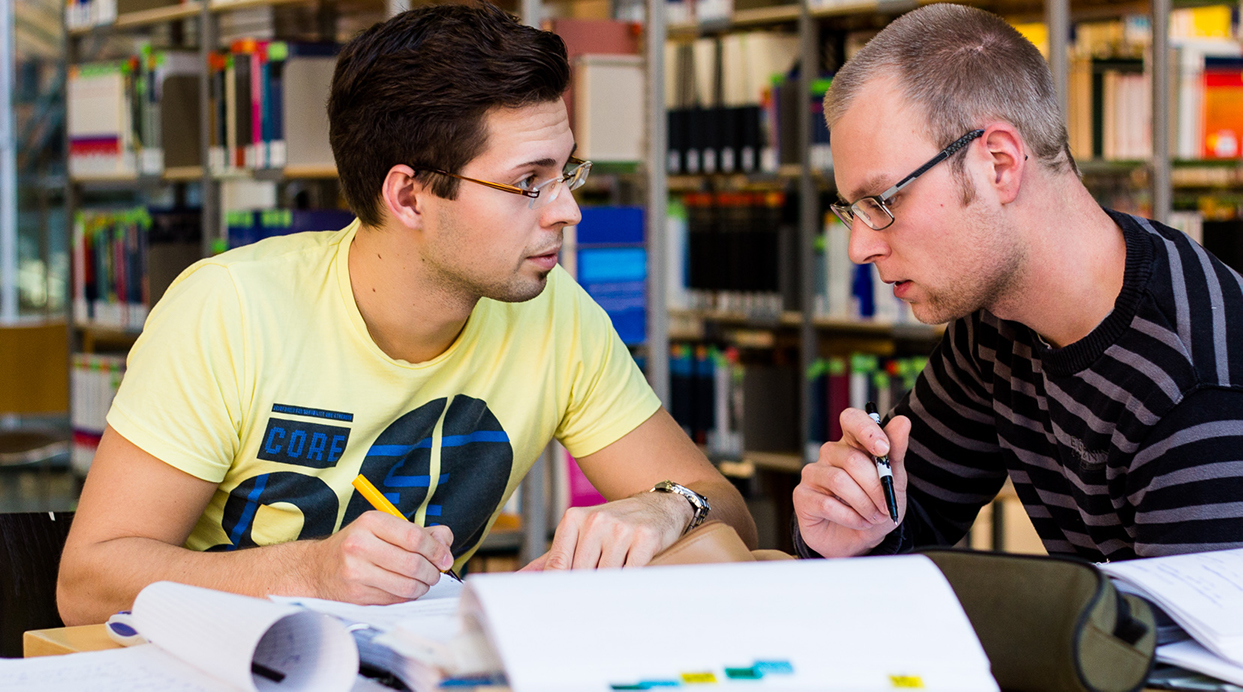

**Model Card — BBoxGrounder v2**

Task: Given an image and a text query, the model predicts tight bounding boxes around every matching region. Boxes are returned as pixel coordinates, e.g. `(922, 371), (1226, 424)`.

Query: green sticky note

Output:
(725, 667), (762, 680)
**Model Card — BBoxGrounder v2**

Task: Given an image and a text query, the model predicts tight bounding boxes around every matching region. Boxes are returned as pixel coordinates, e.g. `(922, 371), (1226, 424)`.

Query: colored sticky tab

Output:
(754, 661), (795, 675)
(725, 667), (762, 680)
(441, 673), (508, 687)
(890, 675), (925, 688)
(681, 672), (717, 684)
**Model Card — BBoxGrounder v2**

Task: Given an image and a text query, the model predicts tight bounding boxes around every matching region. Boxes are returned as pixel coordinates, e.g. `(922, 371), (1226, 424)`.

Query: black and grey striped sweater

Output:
(796, 209), (1243, 562)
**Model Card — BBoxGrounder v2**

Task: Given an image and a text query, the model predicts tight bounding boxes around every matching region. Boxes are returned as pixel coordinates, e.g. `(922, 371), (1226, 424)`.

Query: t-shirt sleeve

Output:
(106, 261), (249, 483)
(1127, 385), (1243, 557)
(553, 274), (661, 459)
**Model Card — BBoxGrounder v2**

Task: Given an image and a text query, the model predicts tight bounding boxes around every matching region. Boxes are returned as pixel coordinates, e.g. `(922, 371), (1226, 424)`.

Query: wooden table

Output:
(23, 624), (120, 657)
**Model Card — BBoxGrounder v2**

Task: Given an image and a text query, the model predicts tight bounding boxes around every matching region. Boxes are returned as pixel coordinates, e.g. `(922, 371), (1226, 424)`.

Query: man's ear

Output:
(380, 164), (426, 229)
(980, 125), (1025, 205)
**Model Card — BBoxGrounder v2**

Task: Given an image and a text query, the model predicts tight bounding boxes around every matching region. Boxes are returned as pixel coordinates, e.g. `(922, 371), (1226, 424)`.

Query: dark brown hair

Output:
(328, 2), (570, 226)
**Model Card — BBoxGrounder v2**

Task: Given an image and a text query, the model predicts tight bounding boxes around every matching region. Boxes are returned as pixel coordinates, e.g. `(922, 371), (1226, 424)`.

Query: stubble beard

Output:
(910, 199), (1025, 325)
(426, 210), (553, 306)
(430, 256), (550, 307)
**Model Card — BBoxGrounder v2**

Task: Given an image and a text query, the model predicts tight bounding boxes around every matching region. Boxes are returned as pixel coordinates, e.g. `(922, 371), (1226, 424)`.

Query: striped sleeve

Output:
(1127, 385), (1243, 557)
(891, 316), (1010, 549)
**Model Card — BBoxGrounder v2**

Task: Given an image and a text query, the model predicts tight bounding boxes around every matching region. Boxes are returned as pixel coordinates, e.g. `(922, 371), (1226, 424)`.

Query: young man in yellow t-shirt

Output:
(58, 2), (756, 625)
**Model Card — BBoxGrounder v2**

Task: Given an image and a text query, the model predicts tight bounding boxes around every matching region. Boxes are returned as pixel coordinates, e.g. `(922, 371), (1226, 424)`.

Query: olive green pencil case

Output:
(922, 549), (1156, 692)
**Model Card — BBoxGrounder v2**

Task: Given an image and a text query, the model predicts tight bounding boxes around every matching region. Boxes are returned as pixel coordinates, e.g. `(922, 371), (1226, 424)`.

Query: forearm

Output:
(688, 478), (757, 549)
(58, 536), (318, 626)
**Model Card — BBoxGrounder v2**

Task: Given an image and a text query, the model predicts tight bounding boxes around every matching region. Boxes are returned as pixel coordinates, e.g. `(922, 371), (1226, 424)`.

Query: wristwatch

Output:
(649, 480), (711, 535)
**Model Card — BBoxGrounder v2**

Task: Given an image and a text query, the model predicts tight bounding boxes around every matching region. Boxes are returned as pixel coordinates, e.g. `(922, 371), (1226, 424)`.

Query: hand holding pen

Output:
(791, 404), (911, 558)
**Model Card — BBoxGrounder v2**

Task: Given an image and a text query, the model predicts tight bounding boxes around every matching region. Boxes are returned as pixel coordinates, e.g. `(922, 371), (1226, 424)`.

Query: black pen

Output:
(865, 402), (900, 524)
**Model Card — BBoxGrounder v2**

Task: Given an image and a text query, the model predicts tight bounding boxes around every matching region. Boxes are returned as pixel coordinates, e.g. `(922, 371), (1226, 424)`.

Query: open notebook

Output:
(1, 580), (373, 692)
(3, 555), (997, 692)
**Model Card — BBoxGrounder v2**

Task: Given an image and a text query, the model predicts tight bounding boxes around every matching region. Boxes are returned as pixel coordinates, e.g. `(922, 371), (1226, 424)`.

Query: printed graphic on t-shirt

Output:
(207, 395), (513, 558)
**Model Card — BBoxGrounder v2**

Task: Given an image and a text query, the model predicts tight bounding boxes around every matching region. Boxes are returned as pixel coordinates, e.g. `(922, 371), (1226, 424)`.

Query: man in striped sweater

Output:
(793, 3), (1243, 562)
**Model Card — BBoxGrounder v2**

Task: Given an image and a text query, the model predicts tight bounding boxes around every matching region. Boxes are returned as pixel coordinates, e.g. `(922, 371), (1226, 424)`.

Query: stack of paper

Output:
(1100, 548), (1243, 684)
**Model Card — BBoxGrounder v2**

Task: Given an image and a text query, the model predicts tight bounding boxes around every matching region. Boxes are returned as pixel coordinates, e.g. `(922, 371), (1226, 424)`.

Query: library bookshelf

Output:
(60, 0), (1243, 558)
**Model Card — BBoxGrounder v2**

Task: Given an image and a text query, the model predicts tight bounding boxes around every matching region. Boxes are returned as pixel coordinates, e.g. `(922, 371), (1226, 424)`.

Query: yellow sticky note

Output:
(890, 675), (925, 688)
(681, 672), (718, 684)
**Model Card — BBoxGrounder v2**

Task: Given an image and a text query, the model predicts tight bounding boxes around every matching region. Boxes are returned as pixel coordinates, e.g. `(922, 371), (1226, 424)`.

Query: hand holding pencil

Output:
(352, 474), (462, 583)
(295, 475), (457, 605)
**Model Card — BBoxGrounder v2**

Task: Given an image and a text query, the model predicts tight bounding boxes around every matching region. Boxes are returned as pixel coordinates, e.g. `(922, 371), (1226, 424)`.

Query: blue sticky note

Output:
(754, 660), (795, 675)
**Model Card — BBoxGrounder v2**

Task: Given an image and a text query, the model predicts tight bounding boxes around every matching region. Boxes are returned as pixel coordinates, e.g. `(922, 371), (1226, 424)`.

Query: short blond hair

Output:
(826, 3), (1075, 180)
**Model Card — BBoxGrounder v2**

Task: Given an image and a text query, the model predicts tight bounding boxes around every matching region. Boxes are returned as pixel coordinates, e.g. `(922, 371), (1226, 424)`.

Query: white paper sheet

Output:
(1158, 640), (1243, 686)
(0, 646), (399, 692)
(1100, 548), (1243, 663)
(270, 577), (463, 632)
(461, 556), (998, 692)
(0, 645), (238, 692)
(133, 581), (359, 692)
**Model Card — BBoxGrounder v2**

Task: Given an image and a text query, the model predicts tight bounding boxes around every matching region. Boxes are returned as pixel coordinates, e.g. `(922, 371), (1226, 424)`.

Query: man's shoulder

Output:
(1112, 211), (1243, 388)
(208, 227), (350, 272)
(174, 227), (351, 296)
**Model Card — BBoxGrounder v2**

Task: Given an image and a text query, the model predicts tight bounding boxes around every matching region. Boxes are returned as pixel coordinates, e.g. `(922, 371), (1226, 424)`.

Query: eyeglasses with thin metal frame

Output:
(412, 157), (592, 210)
(830, 129), (985, 231)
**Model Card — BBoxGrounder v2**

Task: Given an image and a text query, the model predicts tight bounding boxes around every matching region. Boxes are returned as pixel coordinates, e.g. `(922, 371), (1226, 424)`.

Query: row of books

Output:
(665, 31), (832, 174)
(560, 206), (648, 346)
(669, 343), (930, 462)
(1065, 50), (1243, 162)
(678, 191), (794, 315)
(807, 353), (928, 460)
(64, 0), (180, 31)
(1064, 6), (1243, 161)
(67, 56), (183, 178)
(226, 207), (355, 249)
(208, 39), (338, 172)
(70, 353), (126, 476)
(666, 77), (833, 175)
(72, 206), (201, 330)
(813, 213), (914, 323)
(669, 344), (747, 458)
(665, 193), (913, 322)
(67, 40), (337, 178)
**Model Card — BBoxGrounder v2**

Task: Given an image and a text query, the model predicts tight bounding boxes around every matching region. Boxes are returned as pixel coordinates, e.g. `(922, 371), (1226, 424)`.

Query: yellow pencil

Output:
(351, 474), (463, 583)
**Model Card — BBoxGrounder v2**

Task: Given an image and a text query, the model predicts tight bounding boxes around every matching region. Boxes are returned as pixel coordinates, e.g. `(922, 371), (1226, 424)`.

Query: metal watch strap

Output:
(649, 480), (711, 535)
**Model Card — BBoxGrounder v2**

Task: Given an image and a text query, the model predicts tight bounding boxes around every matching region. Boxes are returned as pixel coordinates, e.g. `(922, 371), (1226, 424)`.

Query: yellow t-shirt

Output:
(107, 220), (660, 567)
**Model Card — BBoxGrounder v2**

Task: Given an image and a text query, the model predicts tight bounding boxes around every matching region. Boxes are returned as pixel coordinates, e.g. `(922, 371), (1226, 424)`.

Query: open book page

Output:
(270, 577), (463, 631)
(461, 556), (998, 692)
(133, 581), (359, 692)
(0, 646), (401, 692)
(1099, 548), (1243, 663)
(0, 645), (239, 692)
(271, 578), (487, 691)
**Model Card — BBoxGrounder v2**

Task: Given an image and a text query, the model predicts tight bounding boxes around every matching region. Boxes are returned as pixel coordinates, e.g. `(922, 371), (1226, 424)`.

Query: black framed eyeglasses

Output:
(830, 129), (984, 231)
(412, 157), (592, 210)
